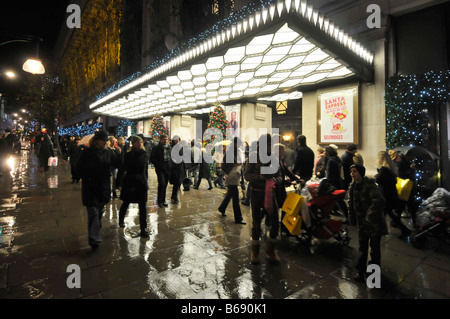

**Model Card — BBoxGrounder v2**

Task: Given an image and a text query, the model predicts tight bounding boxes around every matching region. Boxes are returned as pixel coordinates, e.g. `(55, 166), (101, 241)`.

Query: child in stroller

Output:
(295, 178), (350, 246)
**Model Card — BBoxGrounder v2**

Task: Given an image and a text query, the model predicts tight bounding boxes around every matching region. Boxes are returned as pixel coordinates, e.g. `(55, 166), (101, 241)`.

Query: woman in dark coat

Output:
(118, 136), (149, 237)
(38, 133), (54, 172)
(75, 130), (122, 249)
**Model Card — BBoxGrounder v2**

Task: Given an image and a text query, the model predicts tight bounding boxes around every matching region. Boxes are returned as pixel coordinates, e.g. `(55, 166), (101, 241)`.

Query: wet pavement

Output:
(0, 146), (449, 300)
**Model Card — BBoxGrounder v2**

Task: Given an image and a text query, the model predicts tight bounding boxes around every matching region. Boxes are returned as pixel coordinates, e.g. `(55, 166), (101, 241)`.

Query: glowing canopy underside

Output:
(90, 0), (373, 119)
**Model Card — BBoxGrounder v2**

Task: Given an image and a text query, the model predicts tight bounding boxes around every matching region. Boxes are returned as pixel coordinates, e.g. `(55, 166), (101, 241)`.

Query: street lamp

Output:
(0, 32), (45, 75)
(5, 71), (16, 78)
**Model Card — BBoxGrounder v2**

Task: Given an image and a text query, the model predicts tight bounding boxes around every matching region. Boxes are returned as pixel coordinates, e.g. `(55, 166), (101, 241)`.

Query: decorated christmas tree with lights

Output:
(385, 69), (450, 202)
(149, 114), (168, 139)
(204, 104), (229, 150)
(208, 103), (229, 138)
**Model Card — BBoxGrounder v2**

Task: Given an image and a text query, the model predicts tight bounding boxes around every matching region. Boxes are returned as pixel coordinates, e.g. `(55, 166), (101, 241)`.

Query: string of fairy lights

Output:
(385, 69), (450, 202)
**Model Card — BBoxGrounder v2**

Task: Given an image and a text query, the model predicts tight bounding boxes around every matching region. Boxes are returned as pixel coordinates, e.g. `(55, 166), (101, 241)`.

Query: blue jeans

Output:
(87, 205), (105, 246)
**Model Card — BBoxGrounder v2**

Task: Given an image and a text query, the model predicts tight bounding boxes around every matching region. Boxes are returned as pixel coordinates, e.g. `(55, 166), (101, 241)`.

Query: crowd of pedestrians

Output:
(22, 129), (430, 283)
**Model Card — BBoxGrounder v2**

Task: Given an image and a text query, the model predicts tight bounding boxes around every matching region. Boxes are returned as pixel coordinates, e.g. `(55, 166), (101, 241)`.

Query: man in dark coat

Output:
(150, 134), (171, 208)
(67, 137), (85, 183)
(293, 135), (314, 182)
(75, 130), (122, 249)
(169, 135), (186, 204)
(118, 135), (149, 237)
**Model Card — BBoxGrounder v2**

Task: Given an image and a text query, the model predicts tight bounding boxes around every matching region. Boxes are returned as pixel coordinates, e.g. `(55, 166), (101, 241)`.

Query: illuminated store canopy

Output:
(90, 0), (374, 119)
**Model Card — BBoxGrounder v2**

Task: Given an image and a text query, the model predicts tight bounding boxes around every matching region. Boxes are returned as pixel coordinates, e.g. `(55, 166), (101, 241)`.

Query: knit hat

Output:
(93, 130), (109, 141)
(346, 143), (357, 152)
(350, 164), (365, 177)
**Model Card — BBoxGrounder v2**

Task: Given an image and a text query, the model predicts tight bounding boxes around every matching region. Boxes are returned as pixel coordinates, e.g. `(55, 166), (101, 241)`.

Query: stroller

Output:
(412, 187), (450, 248)
(295, 179), (350, 247)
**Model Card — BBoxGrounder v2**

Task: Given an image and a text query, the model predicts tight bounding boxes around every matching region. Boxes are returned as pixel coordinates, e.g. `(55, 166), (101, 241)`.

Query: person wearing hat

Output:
(75, 130), (122, 249)
(348, 164), (388, 282)
(117, 135), (149, 237)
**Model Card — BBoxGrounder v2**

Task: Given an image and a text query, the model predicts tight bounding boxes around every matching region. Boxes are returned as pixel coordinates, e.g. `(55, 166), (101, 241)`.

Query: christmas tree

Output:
(385, 69), (450, 202)
(149, 113), (168, 139)
(208, 104), (229, 136)
(204, 104), (230, 176)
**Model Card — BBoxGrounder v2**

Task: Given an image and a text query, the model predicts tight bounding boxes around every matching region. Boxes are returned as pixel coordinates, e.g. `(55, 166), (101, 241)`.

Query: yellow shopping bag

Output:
(396, 177), (413, 201)
(281, 192), (305, 216)
(282, 213), (303, 236)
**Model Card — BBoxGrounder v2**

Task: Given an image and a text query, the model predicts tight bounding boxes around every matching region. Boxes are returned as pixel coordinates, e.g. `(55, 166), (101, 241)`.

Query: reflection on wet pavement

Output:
(0, 146), (449, 299)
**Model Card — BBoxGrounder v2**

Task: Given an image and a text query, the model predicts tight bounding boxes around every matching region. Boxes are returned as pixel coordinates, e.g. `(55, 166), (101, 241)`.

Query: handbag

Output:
(396, 177), (413, 201)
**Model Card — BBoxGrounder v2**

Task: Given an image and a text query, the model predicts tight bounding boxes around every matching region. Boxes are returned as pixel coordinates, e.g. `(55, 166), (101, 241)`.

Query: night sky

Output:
(0, 1), (69, 105)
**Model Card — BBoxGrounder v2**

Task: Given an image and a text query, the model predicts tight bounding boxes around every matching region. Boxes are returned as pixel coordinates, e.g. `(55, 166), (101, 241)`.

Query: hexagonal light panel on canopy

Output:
(90, 0), (373, 120)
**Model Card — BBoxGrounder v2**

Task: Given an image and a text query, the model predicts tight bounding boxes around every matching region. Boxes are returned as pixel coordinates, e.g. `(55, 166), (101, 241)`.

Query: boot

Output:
(250, 240), (260, 265)
(265, 239), (280, 265)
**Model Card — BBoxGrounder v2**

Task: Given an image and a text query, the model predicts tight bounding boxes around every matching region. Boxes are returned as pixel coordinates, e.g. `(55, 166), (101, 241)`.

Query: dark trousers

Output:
(214, 174), (225, 187)
(70, 164), (80, 182)
(171, 183), (181, 200)
(119, 201), (147, 230)
(251, 190), (279, 241)
(156, 169), (169, 204)
(355, 232), (381, 273)
(219, 185), (243, 222)
(195, 176), (213, 189)
(86, 204), (105, 246)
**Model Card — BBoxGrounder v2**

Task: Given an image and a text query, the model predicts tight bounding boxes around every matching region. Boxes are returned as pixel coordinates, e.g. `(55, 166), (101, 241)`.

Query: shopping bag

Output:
(264, 179), (275, 215)
(396, 177), (413, 201)
(48, 157), (58, 167)
(282, 191), (305, 216)
(282, 213), (302, 235)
